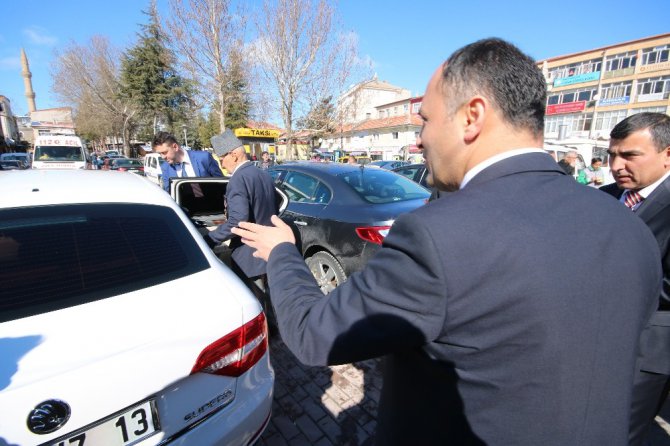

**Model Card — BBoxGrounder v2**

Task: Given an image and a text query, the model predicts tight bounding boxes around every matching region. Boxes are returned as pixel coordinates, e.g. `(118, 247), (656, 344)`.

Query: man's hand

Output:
(232, 215), (295, 261)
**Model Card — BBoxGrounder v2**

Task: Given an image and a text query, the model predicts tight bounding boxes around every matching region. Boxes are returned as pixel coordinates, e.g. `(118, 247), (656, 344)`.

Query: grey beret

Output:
(211, 129), (243, 156)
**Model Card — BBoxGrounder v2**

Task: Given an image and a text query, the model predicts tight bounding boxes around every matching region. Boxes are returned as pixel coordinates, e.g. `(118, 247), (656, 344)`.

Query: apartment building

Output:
(537, 33), (670, 140)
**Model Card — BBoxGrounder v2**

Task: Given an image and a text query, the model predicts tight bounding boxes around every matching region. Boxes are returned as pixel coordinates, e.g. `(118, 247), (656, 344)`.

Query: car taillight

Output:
(355, 226), (391, 245)
(191, 312), (268, 377)
(119, 167), (127, 171)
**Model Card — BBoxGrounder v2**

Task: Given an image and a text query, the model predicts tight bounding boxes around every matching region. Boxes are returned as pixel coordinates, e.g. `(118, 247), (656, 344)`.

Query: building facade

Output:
(337, 76), (411, 124)
(0, 96), (21, 151)
(537, 33), (670, 140)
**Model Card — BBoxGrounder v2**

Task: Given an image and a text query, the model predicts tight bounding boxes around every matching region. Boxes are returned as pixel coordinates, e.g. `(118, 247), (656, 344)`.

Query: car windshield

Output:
(0, 203), (209, 322)
(34, 145), (84, 161)
(337, 168), (430, 204)
(115, 159), (142, 167)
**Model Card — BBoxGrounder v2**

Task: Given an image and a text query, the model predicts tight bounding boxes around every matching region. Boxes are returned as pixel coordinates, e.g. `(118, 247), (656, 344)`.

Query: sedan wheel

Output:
(306, 251), (347, 294)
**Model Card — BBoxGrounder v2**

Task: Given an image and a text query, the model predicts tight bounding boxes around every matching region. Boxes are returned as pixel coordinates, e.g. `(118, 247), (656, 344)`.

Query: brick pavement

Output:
(259, 335), (670, 446)
(258, 336), (383, 446)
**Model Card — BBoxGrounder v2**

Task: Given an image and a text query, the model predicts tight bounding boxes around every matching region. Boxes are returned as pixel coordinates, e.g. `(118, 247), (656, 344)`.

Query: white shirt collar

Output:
(231, 159), (249, 176)
(628, 170), (670, 199)
(460, 148), (548, 190)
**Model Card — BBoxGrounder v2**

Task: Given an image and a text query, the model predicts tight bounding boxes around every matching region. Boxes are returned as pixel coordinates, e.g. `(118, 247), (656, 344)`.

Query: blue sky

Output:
(1, 0), (668, 118)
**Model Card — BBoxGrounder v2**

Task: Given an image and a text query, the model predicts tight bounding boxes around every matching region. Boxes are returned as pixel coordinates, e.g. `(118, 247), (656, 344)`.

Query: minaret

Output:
(21, 48), (37, 113)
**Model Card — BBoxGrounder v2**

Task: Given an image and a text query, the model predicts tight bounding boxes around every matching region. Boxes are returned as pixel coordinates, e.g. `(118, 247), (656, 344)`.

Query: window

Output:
(392, 132), (399, 139)
(403, 104), (409, 113)
(546, 87), (597, 106)
(600, 81), (633, 99)
(548, 59), (602, 80)
(338, 169), (429, 204)
(0, 204), (209, 322)
(366, 112), (371, 119)
(373, 133), (379, 140)
(641, 45), (669, 65)
(544, 113), (594, 134)
(636, 76), (670, 99)
(411, 102), (421, 114)
(283, 172), (320, 203)
(629, 106), (668, 115)
(604, 51), (637, 71)
(594, 109), (628, 131)
(561, 93), (575, 104)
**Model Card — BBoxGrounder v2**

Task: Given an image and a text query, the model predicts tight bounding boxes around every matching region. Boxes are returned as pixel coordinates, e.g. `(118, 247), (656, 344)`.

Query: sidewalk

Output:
(258, 336), (382, 446)
(260, 336), (670, 446)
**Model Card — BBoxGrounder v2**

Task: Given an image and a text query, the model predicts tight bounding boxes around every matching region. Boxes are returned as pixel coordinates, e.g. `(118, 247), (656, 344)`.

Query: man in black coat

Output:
(233, 39), (661, 445)
(205, 129), (277, 282)
(600, 112), (670, 446)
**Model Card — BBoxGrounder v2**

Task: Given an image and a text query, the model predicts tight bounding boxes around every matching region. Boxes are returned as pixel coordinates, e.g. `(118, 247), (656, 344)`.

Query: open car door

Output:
(170, 176), (288, 230)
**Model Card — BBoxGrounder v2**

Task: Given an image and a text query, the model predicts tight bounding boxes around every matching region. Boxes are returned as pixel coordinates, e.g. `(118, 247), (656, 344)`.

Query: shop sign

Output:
(598, 96), (630, 106)
(234, 128), (281, 138)
(546, 101), (587, 115)
(553, 71), (600, 87)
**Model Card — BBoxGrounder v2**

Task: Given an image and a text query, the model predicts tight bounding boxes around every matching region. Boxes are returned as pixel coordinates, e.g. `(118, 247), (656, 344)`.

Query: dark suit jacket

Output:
(160, 150), (222, 191)
(209, 162), (277, 278)
(601, 177), (670, 373)
(266, 153), (661, 445)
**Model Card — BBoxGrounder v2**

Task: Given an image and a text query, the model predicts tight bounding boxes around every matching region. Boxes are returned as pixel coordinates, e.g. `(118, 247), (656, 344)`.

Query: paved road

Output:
(259, 335), (670, 446)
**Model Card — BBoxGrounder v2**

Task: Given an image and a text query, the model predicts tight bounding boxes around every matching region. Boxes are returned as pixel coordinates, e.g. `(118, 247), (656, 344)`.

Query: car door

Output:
(170, 177), (288, 229)
(270, 170), (330, 255)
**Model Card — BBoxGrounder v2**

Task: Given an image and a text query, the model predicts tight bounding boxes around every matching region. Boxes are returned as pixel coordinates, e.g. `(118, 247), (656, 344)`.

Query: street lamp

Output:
(182, 124), (188, 149)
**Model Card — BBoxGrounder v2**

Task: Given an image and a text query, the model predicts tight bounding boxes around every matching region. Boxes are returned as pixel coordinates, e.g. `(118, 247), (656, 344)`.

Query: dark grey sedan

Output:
(268, 162), (430, 293)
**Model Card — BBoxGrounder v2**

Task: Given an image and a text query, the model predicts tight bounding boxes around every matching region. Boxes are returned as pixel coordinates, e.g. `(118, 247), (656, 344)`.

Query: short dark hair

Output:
(152, 132), (179, 148)
(440, 38), (546, 137)
(591, 157), (602, 164)
(610, 112), (670, 152)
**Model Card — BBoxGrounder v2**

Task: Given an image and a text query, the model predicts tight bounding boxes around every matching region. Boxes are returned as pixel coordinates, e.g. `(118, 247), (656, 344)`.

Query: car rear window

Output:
(338, 169), (430, 204)
(0, 203), (209, 322)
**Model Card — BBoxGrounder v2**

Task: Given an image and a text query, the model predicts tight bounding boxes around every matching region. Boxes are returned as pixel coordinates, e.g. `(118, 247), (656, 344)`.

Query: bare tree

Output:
(52, 36), (137, 155)
(252, 0), (363, 159)
(165, 0), (247, 133)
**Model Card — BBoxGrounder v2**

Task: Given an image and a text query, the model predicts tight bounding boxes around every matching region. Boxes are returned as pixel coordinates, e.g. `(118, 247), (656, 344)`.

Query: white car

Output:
(0, 170), (273, 445)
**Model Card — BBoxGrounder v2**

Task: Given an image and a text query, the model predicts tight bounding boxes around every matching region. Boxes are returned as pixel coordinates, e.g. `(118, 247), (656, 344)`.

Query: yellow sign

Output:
(234, 128), (281, 138)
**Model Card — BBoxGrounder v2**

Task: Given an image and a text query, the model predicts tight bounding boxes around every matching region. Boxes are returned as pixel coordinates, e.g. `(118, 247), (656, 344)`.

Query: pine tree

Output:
(120, 0), (192, 139)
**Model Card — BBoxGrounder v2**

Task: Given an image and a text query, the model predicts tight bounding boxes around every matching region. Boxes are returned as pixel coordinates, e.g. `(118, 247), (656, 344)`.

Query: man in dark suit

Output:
(232, 39), (661, 445)
(600, 112), (670, 446)
(205, 129), (277, 282)
(152, 131), (222, 191)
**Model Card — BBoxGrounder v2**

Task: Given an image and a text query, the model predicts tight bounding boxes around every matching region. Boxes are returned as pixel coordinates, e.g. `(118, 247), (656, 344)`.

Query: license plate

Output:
(41, 399), (160, 446)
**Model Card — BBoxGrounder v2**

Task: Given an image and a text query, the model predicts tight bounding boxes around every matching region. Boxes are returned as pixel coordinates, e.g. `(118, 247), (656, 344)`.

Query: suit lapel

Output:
(637, 176), (670, 222)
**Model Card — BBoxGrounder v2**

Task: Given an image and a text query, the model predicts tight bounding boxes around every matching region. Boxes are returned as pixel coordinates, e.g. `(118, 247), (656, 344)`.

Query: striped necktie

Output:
(624, 190), (644, 210)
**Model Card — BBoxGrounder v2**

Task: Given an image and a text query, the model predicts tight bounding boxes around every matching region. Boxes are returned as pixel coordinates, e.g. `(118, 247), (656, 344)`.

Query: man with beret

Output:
(205, 129), (278, 287)
(152, 131), (223, 191)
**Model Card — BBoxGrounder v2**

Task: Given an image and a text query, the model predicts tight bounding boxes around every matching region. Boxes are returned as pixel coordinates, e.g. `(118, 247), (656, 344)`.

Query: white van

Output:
(143, 153), (166, 186)
(544, 138), (614, 186)
(32, 135), (89, 170)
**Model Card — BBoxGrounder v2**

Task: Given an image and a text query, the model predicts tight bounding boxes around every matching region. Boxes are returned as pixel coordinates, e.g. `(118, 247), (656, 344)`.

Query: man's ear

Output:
(463, 96), (486, 143)
(663, 145), (670, 169)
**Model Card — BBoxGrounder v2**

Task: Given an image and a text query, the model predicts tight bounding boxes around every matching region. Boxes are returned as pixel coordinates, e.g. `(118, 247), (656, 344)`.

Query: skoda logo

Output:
(27, 399), (71, 434)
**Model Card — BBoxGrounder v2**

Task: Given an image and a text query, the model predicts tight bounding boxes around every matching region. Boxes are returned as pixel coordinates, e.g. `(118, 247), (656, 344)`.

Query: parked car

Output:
(111, 157), (144, 174)
(369, 160), (411, 170)
(268, 163), (430, 293)
(0, 152), (31, 168)
(392, 163), (430, 188)
(143, 153), (166, 186)
(0, 170), (273, 445)
(0, 159), (28, 170)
